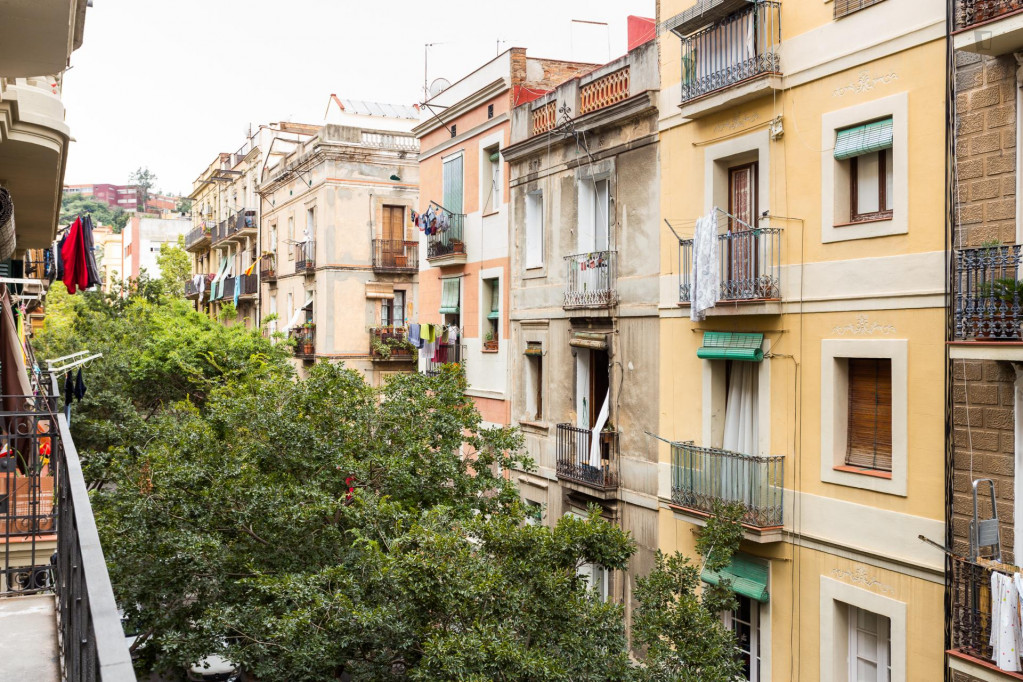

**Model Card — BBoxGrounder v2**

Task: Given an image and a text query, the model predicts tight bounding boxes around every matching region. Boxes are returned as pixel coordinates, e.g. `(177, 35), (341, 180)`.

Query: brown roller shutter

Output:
(834, 0), (886, 19)
(846, 358), (892, 471)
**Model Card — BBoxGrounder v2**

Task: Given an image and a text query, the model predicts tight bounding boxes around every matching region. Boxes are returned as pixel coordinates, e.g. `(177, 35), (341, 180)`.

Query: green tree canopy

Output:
(129, 167), (157, 211)
(59, 193), (129, 232)
(155, 237), (191, 298)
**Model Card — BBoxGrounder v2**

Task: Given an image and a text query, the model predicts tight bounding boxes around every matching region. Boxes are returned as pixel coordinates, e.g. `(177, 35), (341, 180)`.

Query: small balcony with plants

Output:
(555, 423), (620, 494)
(369, 326), (418, 362)
(677, 222), (782, 312)
(291, 323), (315, 359)
(563, 251), (617, 310)
(670, 441), (784, 539)
(424, 342), (461, 376)
(373, 239), (419, 273)
(954, 0), (1023, 55)
(954, 242), (1023, 341)
(663, 0), (782, 117)
(424, 202), (466, 267)
(259, 253), (276, 282)
(184, 224), (211, 252)
(227, 209), (257, 241)
(295, 240), (316, 274)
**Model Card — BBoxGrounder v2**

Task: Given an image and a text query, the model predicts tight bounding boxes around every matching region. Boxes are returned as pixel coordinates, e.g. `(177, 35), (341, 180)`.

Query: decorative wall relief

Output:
(714, 111), (759, 134)
(831, 567), (895, 595)
(833, 71), (898, 97)
(832, 315), (897, 336)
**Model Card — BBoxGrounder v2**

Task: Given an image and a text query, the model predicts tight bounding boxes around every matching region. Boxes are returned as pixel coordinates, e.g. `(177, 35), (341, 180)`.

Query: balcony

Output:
(947, 556), (1023, 675)
(259, 253), (276, 282)
(0, 0), (87, 78)
(211, 219), (230, 245)
(0, 392), (134, 681)
(579, 67), (630, 115)
(237, 273), (258, 299)
(531, 100), (558, 136)
(220, 276), (236, 302)
(679, 227), (781, 310)
(291, 324), (315, 359)
(564, 251), (617, 310)
(370, 326), (417, 362)
(184, 225), (211, 252)
(670, 442), (784, 532)
(954, 0), (1023, 54)
(424, 342), (461, 376)
(668, 0), (781, 117)
(226, 209), (257, 242)
(555, 424), (619, 492)
(954, 244), (1023, 341)
(425, 204), (466, 266)
(372, 240), (419, 273)
(184, 277), (203, 300)
(295, 241), (315, 274)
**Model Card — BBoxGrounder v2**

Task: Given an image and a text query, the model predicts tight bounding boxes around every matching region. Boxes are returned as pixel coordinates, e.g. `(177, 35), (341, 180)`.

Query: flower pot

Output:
(483, 339), (499, 351)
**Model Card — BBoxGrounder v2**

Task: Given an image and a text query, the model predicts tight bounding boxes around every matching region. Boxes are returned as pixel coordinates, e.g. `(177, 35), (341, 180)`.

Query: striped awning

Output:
(696, 332), (764, 362)
(834, 118), (893, 161)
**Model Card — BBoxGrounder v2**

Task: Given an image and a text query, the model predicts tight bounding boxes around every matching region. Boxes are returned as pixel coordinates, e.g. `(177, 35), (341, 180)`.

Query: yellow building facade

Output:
(656, 1), (946, 680)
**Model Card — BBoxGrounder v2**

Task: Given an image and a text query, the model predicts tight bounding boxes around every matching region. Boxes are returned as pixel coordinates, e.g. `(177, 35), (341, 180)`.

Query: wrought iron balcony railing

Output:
(373, 239), (419, 272)
(370, 326), (417, 361)
(0, 388), (135, 680)
(425, 204), (466, 261)
(228, 209), (257, 238)
(424, 342), (461, 376)
(564, 250), (617, 309)
(259, 253), (276, 282)
(212, 219), (230, 244)
(670, 441), (784, 528)
(679, 1), (781, 103)
(237, 273), (258, 297)
(291, 324), (315, 358)
(555, 424), (619, 491)
(954, 244), (1023, 340)
(220, 276), (236, 302)
(955, 0), (1023, 31)
(679, 227), (781, 304)
(950, 556), (1012, 666)
(295, 241), (315, 274)
(184, 226), (211, 251)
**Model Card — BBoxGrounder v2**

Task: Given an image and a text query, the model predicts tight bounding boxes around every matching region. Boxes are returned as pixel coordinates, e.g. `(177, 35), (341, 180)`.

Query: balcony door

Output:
(728, 162), (758, 298)
(575, 348), (610, 431)
(382, 205), (404, 267)
(719, 360), (759, 504)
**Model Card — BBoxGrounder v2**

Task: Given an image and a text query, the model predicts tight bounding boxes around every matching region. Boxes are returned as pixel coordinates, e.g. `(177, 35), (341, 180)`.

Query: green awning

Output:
(487, 311), (500, 320)
(489, 151), (501, 162)
(696, 332), (764, 362)
(488, 282), (500, 319)
(701, 553), (769, 603)
(524, 342), (543, 356)
(440, 278), (460, 315)
(834, 118), (893, 160)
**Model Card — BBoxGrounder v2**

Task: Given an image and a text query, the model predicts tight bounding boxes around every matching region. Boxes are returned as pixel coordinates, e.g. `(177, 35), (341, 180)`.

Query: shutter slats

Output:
(846, 358), (893, 471)
(834, 0), (886, 19)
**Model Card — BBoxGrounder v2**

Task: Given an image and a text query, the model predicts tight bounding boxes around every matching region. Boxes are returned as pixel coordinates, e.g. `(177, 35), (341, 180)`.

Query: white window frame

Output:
(820, 576), (905, 682)
(821, 92), (908, 243)
(820, 339), (908, 496)
(480, 132), (503, 215)
(525, 190), (544, 270)
(847, 605), (891, 682)
(724, 595), (763, 682)
(565, 510), (609, 600)
(480, 273), (501, 345)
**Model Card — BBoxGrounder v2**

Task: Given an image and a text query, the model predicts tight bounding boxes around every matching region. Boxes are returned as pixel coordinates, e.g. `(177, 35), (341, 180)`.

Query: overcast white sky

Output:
(62, 0), (656, 195)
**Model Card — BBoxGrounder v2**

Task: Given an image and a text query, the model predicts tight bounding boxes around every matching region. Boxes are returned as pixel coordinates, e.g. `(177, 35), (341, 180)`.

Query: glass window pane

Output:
(857, 659), (878, 681)
(884, 151), (894, 211)
(856, 153), (881, 214)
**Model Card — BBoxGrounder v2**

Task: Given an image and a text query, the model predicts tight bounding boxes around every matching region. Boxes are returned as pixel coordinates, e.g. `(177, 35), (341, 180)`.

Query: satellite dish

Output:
(429, 78), (451, 98)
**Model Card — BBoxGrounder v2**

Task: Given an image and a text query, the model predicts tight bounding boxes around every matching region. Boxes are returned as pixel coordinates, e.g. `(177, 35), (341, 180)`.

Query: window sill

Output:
(519, 419), (549, 434)
(832, 465), (892, 480)
(834, 215), (893, 228)
(482, 210), (500, 218)
(481, 348), (500, 354)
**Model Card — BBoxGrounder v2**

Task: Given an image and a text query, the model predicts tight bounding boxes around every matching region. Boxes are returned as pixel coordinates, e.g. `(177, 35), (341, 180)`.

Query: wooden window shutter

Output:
(834, 0), (886, 19)
(846, 358), (893, 471)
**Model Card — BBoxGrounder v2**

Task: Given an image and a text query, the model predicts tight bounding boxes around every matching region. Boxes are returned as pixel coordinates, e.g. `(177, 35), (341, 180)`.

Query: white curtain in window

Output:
(723, 361), (758, 455)
(589, 389), (609, 469)
(525, 192), (544, 268)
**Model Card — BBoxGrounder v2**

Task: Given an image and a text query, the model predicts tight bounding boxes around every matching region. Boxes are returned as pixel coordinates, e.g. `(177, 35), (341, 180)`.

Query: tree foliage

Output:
(129, 166), (157, 211)
(175, 197), (193, 215)
(156, 237), (191, 298)
(60, 194), (129, 232)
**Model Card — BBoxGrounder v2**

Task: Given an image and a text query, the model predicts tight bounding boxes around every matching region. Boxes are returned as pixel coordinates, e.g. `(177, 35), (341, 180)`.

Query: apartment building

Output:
(502, 30), (660, 626)
(656, 0), (946, 680)
(258, 101), (420, 383)
(122, 215), (190, 281)
(413, 48), (596, 428)
(948, 2), (1023, 680)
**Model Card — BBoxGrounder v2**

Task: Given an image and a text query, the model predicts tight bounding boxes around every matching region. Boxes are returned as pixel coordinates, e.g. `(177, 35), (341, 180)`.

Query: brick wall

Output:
(955, 51), (1016, 248)
(952, 359), (1016, 562)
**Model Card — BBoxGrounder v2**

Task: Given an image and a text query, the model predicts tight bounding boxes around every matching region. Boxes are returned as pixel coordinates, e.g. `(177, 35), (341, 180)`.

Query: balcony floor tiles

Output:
(0, 594), (58, 681)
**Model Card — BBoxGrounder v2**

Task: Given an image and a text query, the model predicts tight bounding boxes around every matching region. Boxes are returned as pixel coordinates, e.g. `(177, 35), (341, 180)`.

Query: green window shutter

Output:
(701, 553), (770, 603)
(696, 332), (764, 362)
(443, 155), (464, 214)
(487, 281), (500, 319)
(440, 278), (460, 314)
(834, 118), (893, 160)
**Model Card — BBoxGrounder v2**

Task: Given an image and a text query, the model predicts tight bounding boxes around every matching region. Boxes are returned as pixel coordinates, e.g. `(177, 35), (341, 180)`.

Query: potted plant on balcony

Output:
(975, 276), (1023, 340)
(451, 239), (465, 254)
(483, 330), (499, 351)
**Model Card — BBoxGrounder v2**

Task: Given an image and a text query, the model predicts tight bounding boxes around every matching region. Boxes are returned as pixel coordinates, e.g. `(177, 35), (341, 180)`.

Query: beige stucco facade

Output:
(657, 0), (947, 679)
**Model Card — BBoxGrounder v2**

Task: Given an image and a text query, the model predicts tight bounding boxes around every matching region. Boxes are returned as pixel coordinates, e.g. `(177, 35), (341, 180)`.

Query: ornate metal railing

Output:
(532, 101), (558, 136)
(291, 325), (315, 358)
(425, 204), (466, 261)
(237, 273), (258, 297)
(579, 67), (631, 115)
(369, 326), (416, 361)
(679, 227), (781, 304)
(295, 241), (316, 274)
(555, 424), (619, 490)
(184, 226), (210, 251)
(372, 240), (418, 272)
(955, 0), (1023, 30)
(564, 251), (617, 309)
(679, 1), (781, 103)
(954, 244), (1023, 340)
(670, 442), (784, 528)
(424, 342), (461, 376)
(950, 556), (1007, 664)
(259, 254), (276, 282)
